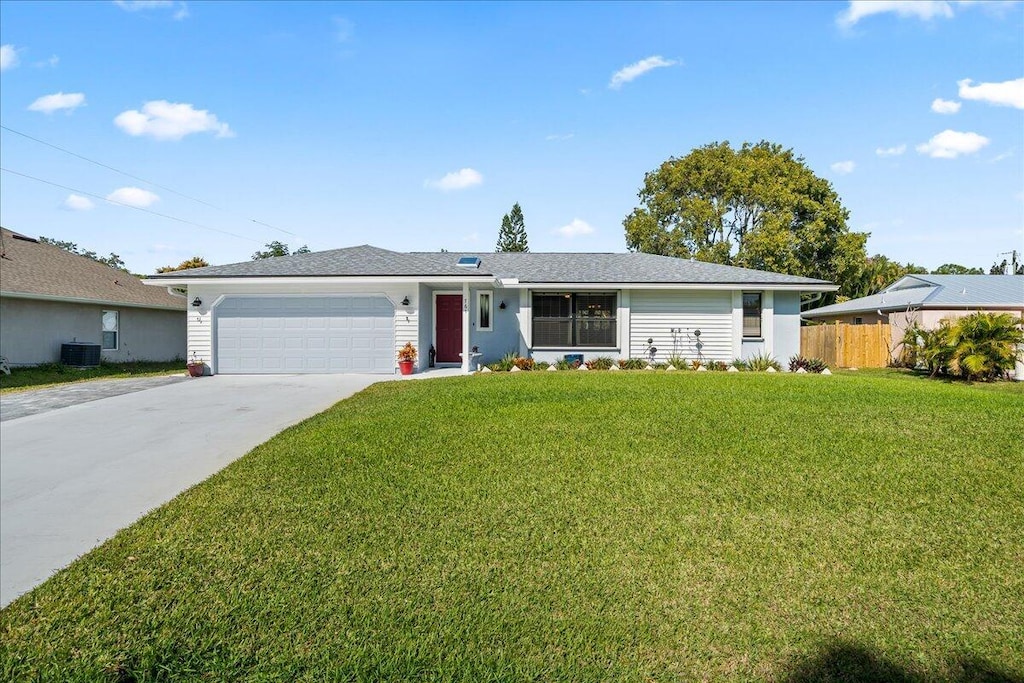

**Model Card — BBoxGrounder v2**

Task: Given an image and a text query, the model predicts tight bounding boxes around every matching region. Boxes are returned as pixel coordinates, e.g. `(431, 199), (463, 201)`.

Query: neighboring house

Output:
(0, 228), (186, 366)
(144, 245), (834, 374)
(802, 273), (1024, 353)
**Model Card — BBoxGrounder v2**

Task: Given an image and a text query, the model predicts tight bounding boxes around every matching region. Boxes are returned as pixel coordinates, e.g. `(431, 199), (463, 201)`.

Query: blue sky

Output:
(1, 0), (1022, 275)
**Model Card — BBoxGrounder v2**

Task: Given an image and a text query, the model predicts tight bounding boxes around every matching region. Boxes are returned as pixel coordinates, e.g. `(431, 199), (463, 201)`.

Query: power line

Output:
(0, 167), (261, 243)
(0, 124), (297, 237)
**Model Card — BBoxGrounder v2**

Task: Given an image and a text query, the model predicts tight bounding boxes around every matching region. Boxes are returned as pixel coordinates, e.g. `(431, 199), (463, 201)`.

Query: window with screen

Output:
(102, 310), (119, 350)
(532, 293), (616, 347)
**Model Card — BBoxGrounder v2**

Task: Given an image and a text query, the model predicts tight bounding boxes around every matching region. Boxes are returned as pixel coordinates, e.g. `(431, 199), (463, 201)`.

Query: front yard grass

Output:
(2, 372), (1022, 681)
(0, 360), (185, 393)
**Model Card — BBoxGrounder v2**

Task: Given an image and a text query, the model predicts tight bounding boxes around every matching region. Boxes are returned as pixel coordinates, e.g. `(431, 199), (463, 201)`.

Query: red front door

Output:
(435, 294), (463, 363)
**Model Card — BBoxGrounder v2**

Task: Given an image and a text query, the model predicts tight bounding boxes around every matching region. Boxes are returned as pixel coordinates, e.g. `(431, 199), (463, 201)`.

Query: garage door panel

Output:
(216, 296), (395, 374)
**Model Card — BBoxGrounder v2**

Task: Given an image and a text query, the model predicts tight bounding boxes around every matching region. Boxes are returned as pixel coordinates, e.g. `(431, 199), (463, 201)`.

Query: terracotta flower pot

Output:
(187, 363), (205, 377)
(398, 360), (414, 375)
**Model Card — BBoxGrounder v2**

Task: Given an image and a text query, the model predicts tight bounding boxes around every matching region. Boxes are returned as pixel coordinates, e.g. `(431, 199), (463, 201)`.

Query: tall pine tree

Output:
(495, 202), (529, 252)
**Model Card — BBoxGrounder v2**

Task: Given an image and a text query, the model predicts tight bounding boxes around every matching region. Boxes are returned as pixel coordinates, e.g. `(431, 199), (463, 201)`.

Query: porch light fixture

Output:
(498, 300), (506, 310)
(191, 297), (202, 307)
(401, 296), (410, 306)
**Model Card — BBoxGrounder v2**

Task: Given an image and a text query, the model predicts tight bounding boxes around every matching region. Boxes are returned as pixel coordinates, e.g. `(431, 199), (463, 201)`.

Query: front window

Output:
(477, 291), (492, 331)
(532, 292), (617, 347)
(742, 293), (761, 338)
(102, 310), (119, 350)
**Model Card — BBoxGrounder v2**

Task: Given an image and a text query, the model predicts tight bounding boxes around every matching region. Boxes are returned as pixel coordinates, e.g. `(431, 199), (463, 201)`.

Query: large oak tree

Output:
(623, 141), (867, 297)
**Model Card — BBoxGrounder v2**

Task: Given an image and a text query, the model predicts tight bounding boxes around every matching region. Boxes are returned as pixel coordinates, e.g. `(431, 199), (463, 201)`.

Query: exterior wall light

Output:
(401, 296), (410, 306)
(191, 297), (202, 307)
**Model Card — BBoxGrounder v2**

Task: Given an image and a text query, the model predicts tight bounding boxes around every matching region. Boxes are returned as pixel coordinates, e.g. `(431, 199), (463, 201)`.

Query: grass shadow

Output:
(781, 641), (1023, 683)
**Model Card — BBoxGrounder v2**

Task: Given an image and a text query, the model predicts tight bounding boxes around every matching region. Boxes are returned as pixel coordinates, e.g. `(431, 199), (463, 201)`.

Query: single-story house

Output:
(802, 273), (1024, 350)
(0, 228), (186, 366)
(144, 246), (836, 374)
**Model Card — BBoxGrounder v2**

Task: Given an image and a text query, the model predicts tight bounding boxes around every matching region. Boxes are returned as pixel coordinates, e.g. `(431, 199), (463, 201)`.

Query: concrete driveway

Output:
(0, 373), (384, 607)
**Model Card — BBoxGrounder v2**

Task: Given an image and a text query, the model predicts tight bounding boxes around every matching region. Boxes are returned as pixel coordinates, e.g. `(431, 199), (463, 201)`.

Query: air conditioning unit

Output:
(61, 342), (101, 367)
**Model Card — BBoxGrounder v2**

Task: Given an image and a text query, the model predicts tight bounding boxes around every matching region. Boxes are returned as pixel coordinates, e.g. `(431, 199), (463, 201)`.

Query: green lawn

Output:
(0, 360), (185, 393)
(2, 372), (1022, 681)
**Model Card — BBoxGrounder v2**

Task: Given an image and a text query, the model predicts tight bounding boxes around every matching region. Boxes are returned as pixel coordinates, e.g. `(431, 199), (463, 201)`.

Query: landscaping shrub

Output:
(903, 313), (1024, 381)
(618, 358), (647, 370)
(513, 356), (536, 371)
(584, 356), (615, 371)
(488, 351), (519, 372)
(731, 359), (747, 371)
(667, 354), (689, 370)
(555, 358), (579, 371)
(534, 361), (550, 371)
(789, 355), (828, 373)
(744, 353), (783, 372)
(704, 360), (729, 372)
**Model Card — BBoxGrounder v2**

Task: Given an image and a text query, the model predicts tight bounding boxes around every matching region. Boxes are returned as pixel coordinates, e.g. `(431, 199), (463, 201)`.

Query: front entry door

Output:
(435, 294), (463, 363)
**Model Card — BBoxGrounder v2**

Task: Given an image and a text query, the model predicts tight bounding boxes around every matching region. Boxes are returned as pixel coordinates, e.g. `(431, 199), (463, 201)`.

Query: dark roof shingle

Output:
(148, 244), (832, 287)
(0, 228), (185, 310)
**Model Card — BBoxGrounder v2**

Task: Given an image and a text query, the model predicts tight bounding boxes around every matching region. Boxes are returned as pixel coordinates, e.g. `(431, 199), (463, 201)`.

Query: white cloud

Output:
(916, 129), (990, 158)
(63, 194), (95, 211)
(114, 1), (188, 19)
(424, 168), (483, 191)
(990, 149), (1014, 163)
(28, 91), (86, 114)
(463, 232), (480, 243)
(545, 133), (574, 141)
(106, 187), (160, 208)
(875, 144), (907, 157)
(931, 97), (961, 114)
(35, 54), (59, 68)
(333, 16), (354, 43)
(0, 44), (19, 71)
(837, 1), (954, 28)
(830, 160), (856, 175)
(957, 77), (1024, 109)
(114, 100), (233, 140)
(555, 218), (595, 238)
(609, 56), (677, 90)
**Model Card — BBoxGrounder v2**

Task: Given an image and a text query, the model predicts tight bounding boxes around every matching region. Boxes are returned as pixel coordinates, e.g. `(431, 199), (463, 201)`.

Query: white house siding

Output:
(629, 290), (733, 363)
(185, 282), (417, 374)
(0, 297), (185, 366)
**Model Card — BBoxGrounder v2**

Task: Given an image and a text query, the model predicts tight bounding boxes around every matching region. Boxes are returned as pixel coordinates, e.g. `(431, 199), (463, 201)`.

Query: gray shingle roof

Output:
(804, 274), (1024, 318)
(149, 244), (833, 287)
(147, 245), (474, 278)
(0, 228), (185, 310)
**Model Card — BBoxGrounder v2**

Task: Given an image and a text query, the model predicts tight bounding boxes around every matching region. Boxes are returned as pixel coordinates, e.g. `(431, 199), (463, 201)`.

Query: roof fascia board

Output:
(0, 290), (185, 311)
(502, 282), (837, 292)
(803, 302), (1024, 317)
(142, 275), (499, 287)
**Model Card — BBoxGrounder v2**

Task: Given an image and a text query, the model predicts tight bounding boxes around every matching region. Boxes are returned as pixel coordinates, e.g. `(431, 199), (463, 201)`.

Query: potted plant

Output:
(397, 342), (417, 375)
(186, 352), (205, 377)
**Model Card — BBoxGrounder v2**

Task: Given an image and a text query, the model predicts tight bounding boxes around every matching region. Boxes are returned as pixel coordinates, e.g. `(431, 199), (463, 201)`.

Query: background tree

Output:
(622, 141), (866, 303)
(39, 236), (126, 271)
(156, 257), (210, 273)
(841, 255), (928, 300)
(496, 202), (529, 252)
(990, 251), (1023, 275)
(932, 263), (984, 275)
(251, 241), (310, 260)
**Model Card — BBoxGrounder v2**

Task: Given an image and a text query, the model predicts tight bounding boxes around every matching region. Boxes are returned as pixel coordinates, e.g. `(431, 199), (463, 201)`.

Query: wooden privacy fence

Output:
(801, 321), (892, 368)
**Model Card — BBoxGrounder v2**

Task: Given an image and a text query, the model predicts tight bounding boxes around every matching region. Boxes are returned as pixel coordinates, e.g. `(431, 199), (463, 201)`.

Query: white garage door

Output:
(215, 296), (395, 374)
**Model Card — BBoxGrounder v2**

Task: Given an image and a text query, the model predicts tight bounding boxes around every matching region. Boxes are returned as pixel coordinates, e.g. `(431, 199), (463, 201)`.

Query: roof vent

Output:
(456, 256), (481, 268)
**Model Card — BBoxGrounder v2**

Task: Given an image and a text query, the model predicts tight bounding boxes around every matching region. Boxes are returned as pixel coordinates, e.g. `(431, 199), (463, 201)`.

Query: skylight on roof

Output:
(456, 256), (481, 268)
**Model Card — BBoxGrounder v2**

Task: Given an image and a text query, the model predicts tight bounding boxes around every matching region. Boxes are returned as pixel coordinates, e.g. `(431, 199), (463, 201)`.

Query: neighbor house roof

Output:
(0, 228), (186, 310)
(146, 244), (834, 288)
(803, 274), (1024, 318)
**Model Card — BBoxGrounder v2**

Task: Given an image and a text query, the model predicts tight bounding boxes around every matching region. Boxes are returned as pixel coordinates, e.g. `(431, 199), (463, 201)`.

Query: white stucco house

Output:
(144, 246), (836, 374)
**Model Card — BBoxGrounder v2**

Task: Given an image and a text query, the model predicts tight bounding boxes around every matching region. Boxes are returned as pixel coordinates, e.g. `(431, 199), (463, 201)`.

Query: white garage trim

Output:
(212, 294), (396, 374)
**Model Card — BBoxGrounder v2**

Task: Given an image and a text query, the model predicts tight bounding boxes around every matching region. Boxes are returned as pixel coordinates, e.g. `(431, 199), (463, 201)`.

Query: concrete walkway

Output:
(0, 373), (386, 607)
(0, 374), (190, 422)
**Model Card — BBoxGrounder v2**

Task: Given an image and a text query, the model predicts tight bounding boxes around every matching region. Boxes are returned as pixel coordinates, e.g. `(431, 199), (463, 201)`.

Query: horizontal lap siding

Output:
(629, 290), (733, 362)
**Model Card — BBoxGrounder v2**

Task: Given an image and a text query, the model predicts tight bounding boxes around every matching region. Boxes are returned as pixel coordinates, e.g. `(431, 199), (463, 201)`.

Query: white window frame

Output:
(102, 310), (119, 350)
(476, 290), (493, 332)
